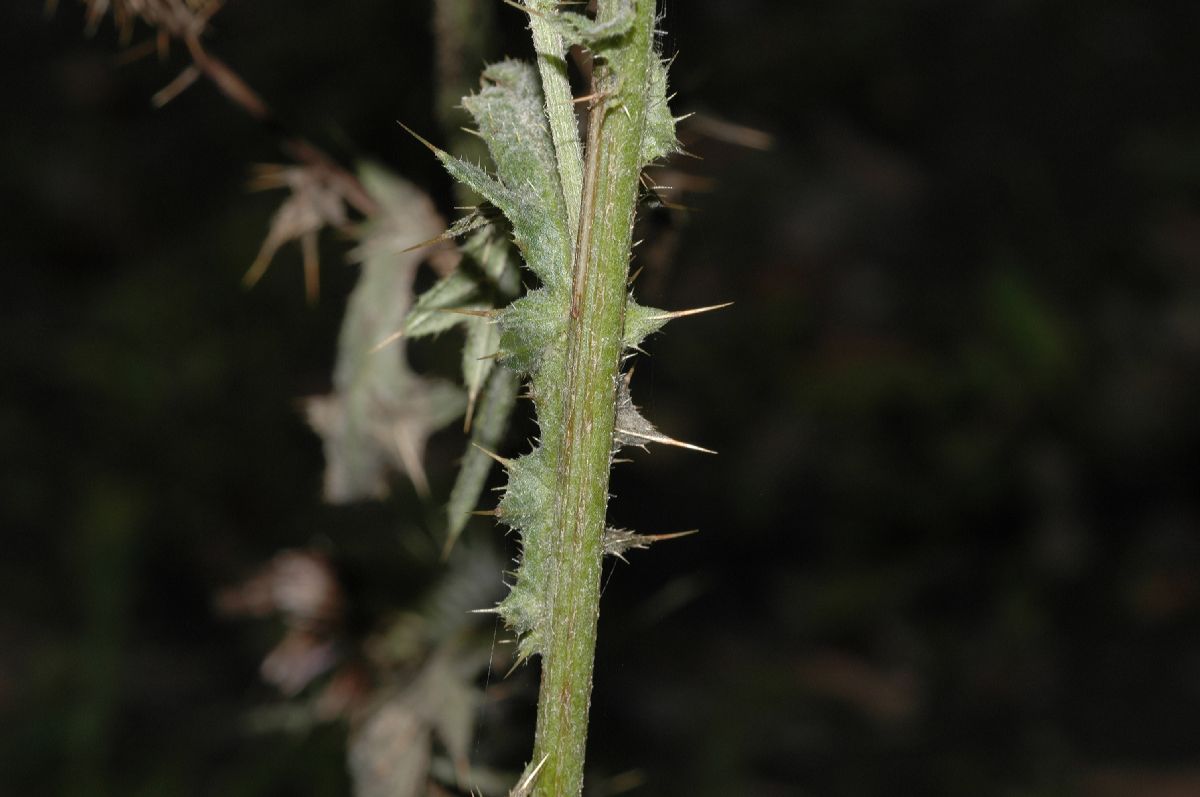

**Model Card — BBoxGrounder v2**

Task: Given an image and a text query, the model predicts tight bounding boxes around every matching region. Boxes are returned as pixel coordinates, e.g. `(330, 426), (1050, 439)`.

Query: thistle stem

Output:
(529, 2), (658, 795)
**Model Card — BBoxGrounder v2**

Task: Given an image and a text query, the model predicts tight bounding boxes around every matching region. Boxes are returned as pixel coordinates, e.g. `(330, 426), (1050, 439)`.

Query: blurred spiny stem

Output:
(529, 2), (658, 795)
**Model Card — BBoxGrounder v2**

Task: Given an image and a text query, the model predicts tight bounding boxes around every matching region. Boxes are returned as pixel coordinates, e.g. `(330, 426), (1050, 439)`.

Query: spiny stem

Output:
(529, 2), (659, 796)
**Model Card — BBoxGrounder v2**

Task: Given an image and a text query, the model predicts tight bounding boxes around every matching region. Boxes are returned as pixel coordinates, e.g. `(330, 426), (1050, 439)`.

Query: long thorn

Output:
(510, 755), (551, 797)
(242, 254), (271, 290)
(614, 428), (717, 455)
(463, 396), (477, 434)
(369, 328), (405, 353)
(400, 232), (448, 253)
(397, 121), (442, 155)
(437, 307), (497, 319)
(151, 65), (201, 108)
(471, 443), (512, 468)
(647, 301), (734, 321)
(301, 230), (319, 306)
(503, 655), (526, 680)
(645, 529), (700, 542)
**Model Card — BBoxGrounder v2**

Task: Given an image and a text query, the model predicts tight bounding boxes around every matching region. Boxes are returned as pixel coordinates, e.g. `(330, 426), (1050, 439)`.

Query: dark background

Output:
(4, 1), (1200, 795)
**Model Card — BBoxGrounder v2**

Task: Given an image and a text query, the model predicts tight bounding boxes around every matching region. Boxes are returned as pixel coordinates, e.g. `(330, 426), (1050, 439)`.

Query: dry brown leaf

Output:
(244, 164), (352, 303)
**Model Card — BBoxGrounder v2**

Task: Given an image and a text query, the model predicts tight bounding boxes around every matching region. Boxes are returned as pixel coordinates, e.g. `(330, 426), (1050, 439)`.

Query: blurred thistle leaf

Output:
(259, 630), (341, 696)
(445, 368), (518, 555)
(215, 549), (348, 695)
(223, 543), (503, 740)
(305, 164), (465, 502)
(214, 549), (344, 629)
(395, 220), (522, 555)
(350, 640), (491, 797)
(420, 541), (506, 640)
(348, 698), (432, 797)
(415, 651), (478, 785)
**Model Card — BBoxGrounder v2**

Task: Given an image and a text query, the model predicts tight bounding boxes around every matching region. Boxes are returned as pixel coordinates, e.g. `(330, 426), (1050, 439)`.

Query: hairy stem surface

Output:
(530, 2), (658, 795)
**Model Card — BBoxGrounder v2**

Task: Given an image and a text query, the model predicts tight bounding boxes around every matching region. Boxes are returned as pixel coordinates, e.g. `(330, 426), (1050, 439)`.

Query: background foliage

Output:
(3, 1), (1200, 794)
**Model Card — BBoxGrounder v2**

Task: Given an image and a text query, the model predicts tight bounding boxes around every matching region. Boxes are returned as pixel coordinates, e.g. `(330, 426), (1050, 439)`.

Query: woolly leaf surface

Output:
(496, 448), (556, 657)
(433, 150), (520, 223)
(456, 60), (572, 291)
(544, 8), (634, 49)
(612, 374), (660, 452)
(498, 288), (569, 375)
(622, 298), (669, 349)
(640, 57), (679, 165)
(462, 60), (563, 228)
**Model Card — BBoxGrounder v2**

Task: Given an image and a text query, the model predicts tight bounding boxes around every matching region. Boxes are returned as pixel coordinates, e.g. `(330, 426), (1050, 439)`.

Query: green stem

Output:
(525, 0), (585, 239)
(530, 2), (658, 795)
